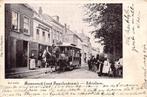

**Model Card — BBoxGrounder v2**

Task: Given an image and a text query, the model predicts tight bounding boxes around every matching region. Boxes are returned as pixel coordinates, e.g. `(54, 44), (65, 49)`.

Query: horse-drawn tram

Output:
(58, 43), (81, 71)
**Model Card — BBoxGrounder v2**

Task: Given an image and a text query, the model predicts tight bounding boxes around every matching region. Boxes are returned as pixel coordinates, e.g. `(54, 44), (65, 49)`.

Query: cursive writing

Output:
(143, 44), (147, 89)
(0, 35), (3, 57)
(0, 81), (146, 97)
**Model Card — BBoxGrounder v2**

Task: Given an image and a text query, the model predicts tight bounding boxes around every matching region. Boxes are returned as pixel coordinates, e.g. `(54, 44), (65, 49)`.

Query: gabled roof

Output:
(42, 14), (64, 28)
(23, 4), (36, 12)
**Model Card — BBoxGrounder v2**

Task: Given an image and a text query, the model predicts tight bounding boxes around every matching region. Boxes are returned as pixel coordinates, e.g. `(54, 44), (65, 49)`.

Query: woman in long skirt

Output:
(29, 53), (36, 70)
(102, 58), (111, 76)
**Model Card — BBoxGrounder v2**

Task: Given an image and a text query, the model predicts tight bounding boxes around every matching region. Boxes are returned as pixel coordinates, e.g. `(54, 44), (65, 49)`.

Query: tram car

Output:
(58, 43), (81, 70)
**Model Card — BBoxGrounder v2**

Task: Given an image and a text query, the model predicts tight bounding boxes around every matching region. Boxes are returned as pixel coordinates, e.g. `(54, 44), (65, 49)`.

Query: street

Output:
(27, 65), (101, 79)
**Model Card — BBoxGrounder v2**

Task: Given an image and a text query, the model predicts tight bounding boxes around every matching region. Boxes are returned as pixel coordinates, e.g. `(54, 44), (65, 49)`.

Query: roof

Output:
(42, 14), (64, 28)
(59, 42), (81, 50)
(23, 4), (36, 12)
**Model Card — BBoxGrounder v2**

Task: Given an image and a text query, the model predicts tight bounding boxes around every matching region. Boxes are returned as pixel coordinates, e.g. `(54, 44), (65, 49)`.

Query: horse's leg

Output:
(48, 60), (52, 73)
(45, 61), (48, 74)
(55, 58), (58, 71)
(51, 60), (54, 73)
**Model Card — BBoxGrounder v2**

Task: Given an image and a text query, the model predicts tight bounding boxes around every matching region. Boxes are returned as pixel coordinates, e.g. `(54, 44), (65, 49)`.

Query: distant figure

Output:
(88, 56), (91, 70)
(110, 60), (116, 77)
(114, 58), (123, 77)
(84, 53), (87, 63)
(79, 52), (82, 65)
(37, 52), (42, 68)
(92, 56), (97, 72)
(102, 58), (111, 75)
(88, 56), (95, 71)
(29, 53), (36, 70)
(98, 54), (106, 76)
(95, 54), (100, 72)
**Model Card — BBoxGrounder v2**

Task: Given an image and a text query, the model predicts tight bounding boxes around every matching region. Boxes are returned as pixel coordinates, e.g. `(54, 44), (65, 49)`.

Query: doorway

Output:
(22, 41), (28, 67)
(16, 40), (28, 67)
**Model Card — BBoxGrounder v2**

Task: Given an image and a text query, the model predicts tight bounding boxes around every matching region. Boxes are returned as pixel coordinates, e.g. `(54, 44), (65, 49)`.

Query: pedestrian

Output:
(115, 58), (123, 77)
(88, 56), (91, 70)
(95, 54), (100, 73)
(37, 52), (42, 68)
(102, 58), (111, 76)
(29, 53), (36, 70)
(84, 53), (87, 63)
(88, 56), (94, 71)
(93, 56), (97, 72)
(110, 60), (116, 77)
(91, 56), (95, 71)
(98, 54), (105, 76)
(79, 52), (82, 66)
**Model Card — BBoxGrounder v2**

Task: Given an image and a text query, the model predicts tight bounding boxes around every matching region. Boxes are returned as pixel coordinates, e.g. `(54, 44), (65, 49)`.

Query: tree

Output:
(83, 3), (122, 59)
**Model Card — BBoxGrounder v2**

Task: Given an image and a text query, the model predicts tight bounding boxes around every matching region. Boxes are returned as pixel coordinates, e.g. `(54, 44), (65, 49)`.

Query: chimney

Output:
(38, 7), (43, 15)
(52, 16), (59, 22)
(64, 23), (67, 33)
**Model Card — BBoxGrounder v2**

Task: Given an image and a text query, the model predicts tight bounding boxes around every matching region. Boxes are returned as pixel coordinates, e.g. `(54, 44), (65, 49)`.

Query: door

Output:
(22, 41), (28, 67)
(16, 39), (23, 67)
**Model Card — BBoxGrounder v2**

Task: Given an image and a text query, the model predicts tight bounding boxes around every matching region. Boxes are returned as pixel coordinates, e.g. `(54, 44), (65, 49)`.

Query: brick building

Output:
(31, 7), (53, 59)
(5, 4), (34, 69)
(42, 14), (64, 45)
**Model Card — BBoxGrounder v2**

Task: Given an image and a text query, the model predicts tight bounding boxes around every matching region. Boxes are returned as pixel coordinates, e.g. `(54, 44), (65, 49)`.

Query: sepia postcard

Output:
(0, 0), (147, 97)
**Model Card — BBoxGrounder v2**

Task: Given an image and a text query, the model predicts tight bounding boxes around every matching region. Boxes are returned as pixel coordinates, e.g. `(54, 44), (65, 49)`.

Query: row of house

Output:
(5, 4), (98, 70)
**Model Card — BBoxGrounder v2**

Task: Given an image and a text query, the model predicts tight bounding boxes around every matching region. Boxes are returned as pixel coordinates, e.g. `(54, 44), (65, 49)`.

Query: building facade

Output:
(5, 4), (34, 69)
(31, 9), (53, 59)
(42, 14), (64, 45)
(63, 30), (81, 46)
(77, 33), (92, 63)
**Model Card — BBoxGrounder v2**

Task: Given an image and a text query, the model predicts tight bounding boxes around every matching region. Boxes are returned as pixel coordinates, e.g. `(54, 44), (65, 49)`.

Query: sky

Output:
(30, 3), (101, 48)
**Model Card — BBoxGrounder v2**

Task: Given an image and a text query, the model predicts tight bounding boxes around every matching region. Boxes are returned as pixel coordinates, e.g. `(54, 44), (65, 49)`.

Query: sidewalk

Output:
(5, 67), (47, 78)
(5, 63), (89, 79)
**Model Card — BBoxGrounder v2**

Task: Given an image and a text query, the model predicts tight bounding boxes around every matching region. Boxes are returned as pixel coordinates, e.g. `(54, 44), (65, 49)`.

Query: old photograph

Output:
(5, 3), (122, 79)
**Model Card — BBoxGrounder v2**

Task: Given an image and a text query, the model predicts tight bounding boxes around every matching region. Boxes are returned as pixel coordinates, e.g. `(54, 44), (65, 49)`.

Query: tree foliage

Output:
(83, 3), (122, 58)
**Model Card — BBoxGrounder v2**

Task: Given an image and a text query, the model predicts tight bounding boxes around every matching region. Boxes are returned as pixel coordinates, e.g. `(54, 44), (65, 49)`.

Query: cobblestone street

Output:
(26, 65), (100, 79)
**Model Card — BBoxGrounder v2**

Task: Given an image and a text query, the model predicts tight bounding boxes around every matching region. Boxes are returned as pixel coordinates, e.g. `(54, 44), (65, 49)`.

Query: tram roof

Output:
(59, 43), (81, 50)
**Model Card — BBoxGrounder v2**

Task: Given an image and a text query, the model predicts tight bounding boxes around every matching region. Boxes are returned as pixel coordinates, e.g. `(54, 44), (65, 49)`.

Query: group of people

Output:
(29, 44), (66, 73)
(88, 54), (123, 77)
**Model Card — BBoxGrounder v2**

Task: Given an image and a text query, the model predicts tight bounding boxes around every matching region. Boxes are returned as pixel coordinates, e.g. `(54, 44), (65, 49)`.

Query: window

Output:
(42, 31), (45, 36)
(36, 29), (39, 35)
(54, 30), (56, 39)
(57, 31), (59, 40)
(12, 11), (19, 31)
(48, 33), (50, 38)
(48, 33), (50, 42)
(36, 29), (39, 40)
(24, 16), (30, 34)
(60, 33), (62, 41)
